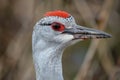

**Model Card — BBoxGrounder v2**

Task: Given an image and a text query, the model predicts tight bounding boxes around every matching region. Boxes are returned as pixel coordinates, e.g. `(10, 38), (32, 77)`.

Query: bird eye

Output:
(51, 22), (65, 32)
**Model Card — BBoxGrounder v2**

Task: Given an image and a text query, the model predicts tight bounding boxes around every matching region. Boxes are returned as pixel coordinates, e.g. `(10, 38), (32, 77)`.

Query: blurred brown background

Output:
(0, 0), (120, 80)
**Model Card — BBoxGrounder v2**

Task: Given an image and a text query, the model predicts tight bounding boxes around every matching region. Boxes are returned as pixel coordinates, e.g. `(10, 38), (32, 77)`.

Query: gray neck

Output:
(32, 39), (64, 80)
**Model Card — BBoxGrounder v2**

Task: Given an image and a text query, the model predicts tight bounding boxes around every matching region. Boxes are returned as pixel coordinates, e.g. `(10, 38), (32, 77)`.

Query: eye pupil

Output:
(51, 22), (65, 32)
(53, 24), (60, 29)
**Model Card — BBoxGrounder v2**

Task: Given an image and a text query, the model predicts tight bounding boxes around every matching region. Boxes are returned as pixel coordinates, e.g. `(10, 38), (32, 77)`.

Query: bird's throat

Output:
(32, 40), (64, 80)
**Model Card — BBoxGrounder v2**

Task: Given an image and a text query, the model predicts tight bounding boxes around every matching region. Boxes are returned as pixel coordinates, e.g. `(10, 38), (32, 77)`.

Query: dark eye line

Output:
(39, 23), (51, 26)
(39, 22), (65, 27)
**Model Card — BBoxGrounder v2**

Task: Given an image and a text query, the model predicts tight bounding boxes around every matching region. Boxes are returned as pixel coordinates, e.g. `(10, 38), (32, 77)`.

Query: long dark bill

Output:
(62, 25), (112, 40)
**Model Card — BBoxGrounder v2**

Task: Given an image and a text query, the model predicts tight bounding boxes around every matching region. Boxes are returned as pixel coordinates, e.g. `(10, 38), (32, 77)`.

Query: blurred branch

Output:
(73, 0), (97, 27)
(98, 40), (114, 74)
(96, 0), (114, 29)
(75, 39), (100, 80)
(98, 40), (120, 80)
(0, 0), (35, 80)
(75, 0), (115, 80)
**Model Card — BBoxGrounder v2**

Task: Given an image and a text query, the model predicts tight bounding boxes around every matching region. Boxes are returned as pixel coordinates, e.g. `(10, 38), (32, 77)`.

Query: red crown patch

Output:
(44, 10), (70, 18)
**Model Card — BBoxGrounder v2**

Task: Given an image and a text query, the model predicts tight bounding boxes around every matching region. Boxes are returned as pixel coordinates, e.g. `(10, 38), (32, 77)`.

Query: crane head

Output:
(33, 10), (111, 46)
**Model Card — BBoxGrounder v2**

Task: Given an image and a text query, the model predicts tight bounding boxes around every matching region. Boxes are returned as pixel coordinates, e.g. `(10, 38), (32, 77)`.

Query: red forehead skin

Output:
(44, 10), (70, 18)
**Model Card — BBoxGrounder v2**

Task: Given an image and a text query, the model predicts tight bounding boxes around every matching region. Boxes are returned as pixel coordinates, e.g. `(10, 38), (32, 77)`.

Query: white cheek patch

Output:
(54, 34), (74, 43)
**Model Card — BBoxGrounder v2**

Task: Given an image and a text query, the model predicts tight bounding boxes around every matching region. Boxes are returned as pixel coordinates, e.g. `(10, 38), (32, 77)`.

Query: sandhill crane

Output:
(32, 10), (111, 80)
